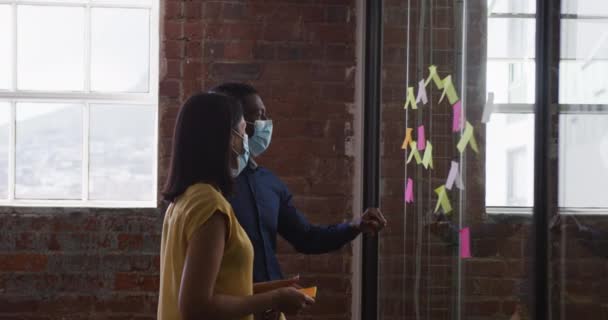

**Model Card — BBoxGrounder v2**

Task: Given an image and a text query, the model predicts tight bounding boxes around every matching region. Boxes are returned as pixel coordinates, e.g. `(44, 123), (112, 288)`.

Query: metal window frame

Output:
(361, 0), (382, 319)
(0, 0), (159, 208)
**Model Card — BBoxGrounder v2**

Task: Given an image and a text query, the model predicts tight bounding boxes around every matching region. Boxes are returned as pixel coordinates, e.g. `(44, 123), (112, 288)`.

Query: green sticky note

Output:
(469, 130), (479, 154)
(403, 87), (417, 110)
(439, 75), (460, 105)
(434, 185), (453, 214)
(422, 140), (433, 169)
(457, 121), (475, 153)
(425, 65), (444, 89)
(407, 141), (422, 164)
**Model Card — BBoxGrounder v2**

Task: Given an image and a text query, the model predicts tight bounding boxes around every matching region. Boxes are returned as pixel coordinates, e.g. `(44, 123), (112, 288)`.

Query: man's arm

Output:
(276, 189), (360, 254)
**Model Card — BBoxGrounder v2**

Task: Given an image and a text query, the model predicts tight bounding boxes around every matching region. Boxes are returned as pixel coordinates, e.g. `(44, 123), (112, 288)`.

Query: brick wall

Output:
(0, 0), (359, 319)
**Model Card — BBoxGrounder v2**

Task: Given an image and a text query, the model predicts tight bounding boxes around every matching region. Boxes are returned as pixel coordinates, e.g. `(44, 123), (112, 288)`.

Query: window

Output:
(0, 0), (159, 207)
(559, 0), (608, 211)
(485, 0), (608, 213)
(485, 0), (536, 209)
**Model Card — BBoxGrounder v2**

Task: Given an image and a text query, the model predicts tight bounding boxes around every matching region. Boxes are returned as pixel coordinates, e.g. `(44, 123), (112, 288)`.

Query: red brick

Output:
(164, 40), (184, 59)
(184, 1), (202, 20)
(0, 254), (48, 272)
(183, 21), (203, 40)
(165, 59), (182, 79)
(117, 234), (144, 251)
(224, 41), (254, 60)
(253, 43), (276, 60)
(114, 272), (159, 292)
(202, 2), (222, 20)
(210, 62), (261, 81)
(185, 41), (203, 59)
(164, 1), (181, 20)
(164, 20), (182, 40)
(222, 3), (247, 20)
(159, 79), (180, 98)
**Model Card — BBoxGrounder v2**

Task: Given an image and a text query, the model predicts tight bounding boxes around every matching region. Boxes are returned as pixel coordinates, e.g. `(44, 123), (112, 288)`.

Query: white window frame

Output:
(486, 10), (608, 215)
(0, 0), (159, 208)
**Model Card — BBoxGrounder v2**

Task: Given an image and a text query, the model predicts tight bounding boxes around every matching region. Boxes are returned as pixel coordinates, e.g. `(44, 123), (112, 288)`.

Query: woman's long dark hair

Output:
(162, 92), (243, 202)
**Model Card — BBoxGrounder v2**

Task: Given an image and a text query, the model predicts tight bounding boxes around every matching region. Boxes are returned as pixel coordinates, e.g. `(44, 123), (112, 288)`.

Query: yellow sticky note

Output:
(403, 87), (417, 110)
(425, 65), (444, 89)
(422, 140), (433, 169)
(401, 128), (413, 150)
(299, 286), (317, 298)
(439, 75), (460, 105)
(407, 141), (422, 164)
(456, 121), (479, 154)
(434, 185), (453, 214)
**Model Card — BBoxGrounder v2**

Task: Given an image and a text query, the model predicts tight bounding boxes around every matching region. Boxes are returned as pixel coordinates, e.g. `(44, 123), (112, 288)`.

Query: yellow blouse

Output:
(158, 183), (254, 320)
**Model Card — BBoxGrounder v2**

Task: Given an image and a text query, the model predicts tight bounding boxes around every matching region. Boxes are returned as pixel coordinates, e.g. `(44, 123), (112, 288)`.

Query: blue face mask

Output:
(232, 131), (250, 177)
(248, 120), (273, 157)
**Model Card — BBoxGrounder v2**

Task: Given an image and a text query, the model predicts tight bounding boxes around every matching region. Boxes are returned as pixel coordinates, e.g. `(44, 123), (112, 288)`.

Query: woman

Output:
(158, 93), (314, 320)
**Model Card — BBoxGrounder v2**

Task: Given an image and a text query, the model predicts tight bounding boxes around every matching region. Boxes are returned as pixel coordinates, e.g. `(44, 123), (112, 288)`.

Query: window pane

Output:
(0, 6), (11, 90)
(488, 18), (536, 59)
(562, 1), (608, 16)
(487, 0), (535, 14)
(0, 102), (9, 199)
(559, 114), (608, 208)
(16, 103), (82, 199)
(486, 114), (535, 207)
(560, 61), (608, 104)
(487, 60), (535, 104)
(17, 6), (85, 91)
(89, 104), (155, 201)
(559, 19), (608, 104)
(561, 20), (608, 60)
(91, 8), (150, 93)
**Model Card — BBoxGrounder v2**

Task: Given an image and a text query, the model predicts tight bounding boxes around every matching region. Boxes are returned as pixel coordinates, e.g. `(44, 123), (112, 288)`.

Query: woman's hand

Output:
(254, 275), (301, 294)
(271, 287), (314, 315)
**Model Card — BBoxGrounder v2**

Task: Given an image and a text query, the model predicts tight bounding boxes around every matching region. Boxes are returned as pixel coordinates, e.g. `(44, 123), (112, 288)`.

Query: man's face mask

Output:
(247, 120), (273, 157)
(231, 130), (250, 177)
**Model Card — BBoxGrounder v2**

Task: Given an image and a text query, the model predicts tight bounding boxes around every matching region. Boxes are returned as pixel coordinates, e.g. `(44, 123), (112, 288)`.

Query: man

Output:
(212, 82), (387, 284)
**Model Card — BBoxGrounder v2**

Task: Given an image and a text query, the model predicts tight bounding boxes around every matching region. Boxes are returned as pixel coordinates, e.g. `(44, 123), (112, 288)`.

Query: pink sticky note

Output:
(452, 101), (462, 132)
(459, 227), (472, 259)
(405, 178), (414, 203)
(417, 125), (426, 150)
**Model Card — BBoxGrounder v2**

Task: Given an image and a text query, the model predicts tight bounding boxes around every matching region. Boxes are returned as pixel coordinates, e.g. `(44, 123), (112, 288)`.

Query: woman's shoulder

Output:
(181, 183), (230, 208)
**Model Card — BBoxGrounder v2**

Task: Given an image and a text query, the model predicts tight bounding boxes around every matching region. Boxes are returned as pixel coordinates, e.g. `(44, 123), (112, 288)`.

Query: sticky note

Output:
(401, 128), (413, 150)
(456, 121), (479, 154)
(425, 65), (444, 89)
(452, 101), (463, 132)
(446, 161), (465, 190)
(416, 79), (428, 105)
(299, 287), (317, 298)
(481, 92), (494, 123)
(422, 141), (433, 169)
(407, 141), (422, 164)
(459, 228), (472, 258)
(417, 125), (426, 150)
(439, 75), (460, 105)
(405, 178), (414, 203)
(434, 185), (452, 214)
(403, 87), (418, 110)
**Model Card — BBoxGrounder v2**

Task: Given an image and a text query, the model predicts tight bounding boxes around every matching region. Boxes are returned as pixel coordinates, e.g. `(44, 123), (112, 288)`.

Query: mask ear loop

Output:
(231, 130), (246, 155)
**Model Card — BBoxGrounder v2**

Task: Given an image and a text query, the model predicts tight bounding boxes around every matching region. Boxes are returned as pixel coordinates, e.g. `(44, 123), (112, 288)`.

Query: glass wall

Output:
(376, 0), (608, 319)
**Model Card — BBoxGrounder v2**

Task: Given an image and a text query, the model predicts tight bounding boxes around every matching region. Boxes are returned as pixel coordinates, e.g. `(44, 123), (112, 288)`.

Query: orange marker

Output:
(298, 286), (317, 298)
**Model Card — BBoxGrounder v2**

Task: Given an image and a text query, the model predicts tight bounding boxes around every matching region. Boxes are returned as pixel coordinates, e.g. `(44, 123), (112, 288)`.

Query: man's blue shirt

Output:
(228, 163), (359, 282)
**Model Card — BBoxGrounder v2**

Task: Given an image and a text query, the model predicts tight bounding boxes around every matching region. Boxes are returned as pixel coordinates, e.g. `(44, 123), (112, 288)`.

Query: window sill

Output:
(486, 206), (608, 215)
